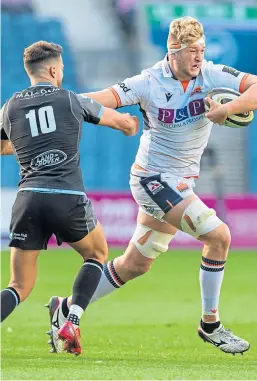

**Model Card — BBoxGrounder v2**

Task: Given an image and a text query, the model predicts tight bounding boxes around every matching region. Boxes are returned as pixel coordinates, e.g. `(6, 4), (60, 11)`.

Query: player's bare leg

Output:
(163, 197), (230, 327)
(74, 211), (176, 297)
(48, 212), (176, 351)
(1, 248), (40, 322)
(50, 193), (249, 354)
(163, 195), (250, 354)
(50, 221), (108, 355)
(108, 212), (177, 282)
(49, 211), (176, 308)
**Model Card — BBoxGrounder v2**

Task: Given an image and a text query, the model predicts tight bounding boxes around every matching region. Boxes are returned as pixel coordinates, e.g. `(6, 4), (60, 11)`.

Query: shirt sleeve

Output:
(110, 72), (150, 107)
(76, 94), (104, 124)
(0, 103), (9, 140)
(203, 61), (248, 93)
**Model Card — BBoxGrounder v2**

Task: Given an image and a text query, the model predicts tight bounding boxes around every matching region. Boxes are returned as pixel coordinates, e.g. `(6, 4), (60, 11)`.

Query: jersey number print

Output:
(26, 106), (56, 137)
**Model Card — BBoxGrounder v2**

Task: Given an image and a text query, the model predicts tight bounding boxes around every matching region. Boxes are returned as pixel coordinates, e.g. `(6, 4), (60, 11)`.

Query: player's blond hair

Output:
(167, 16), (204, 50)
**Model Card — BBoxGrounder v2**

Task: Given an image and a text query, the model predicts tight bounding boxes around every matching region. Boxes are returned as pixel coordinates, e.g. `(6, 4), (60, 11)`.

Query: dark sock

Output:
(61, 297), (69, 318)
(201, 319), (220, 333)
(1, 287), (20, 322)
(72, 259), (103, 310)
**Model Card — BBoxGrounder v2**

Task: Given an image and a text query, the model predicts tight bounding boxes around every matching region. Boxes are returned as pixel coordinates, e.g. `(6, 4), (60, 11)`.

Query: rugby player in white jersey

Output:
(48, 17), (257, 354)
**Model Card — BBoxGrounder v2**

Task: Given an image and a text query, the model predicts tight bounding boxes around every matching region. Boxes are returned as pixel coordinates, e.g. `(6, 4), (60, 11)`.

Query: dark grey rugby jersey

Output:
(0, 83), (103, 192)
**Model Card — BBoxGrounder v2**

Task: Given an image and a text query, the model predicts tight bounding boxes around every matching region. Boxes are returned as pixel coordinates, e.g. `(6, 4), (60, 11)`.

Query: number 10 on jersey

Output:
(26, 106), (56, 137)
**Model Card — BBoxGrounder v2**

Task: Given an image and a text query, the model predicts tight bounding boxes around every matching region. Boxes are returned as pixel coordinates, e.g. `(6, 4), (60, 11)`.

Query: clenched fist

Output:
(121, 114), (140, 136)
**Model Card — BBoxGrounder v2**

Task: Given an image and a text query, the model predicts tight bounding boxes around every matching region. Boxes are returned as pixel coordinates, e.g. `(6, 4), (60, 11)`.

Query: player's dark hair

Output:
(24, 41), (62, 74)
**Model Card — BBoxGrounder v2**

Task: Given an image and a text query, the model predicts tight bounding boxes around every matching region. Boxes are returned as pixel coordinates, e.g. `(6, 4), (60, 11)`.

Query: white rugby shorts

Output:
(130, 166), (195, 221)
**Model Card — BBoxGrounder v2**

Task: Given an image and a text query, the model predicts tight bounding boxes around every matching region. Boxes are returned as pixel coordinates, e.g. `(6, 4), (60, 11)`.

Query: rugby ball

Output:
(204, 87), (254, 128)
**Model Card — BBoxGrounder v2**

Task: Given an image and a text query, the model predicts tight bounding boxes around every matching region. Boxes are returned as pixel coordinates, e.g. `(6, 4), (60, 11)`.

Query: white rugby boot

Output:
(198, 322), (250, 355)
(45, 296), (66, 353)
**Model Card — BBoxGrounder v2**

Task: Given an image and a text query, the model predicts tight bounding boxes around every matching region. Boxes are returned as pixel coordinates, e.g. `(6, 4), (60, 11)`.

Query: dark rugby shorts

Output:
(9, 191), (97, 250)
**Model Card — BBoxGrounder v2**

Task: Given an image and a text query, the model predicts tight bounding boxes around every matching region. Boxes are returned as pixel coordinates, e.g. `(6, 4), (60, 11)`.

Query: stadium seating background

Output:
(0, 9), (143, 190)
(1, 1), (257, 193)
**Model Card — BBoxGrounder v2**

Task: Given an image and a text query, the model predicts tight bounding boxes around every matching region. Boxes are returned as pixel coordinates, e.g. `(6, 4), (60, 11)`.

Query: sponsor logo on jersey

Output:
(118, 82), (131, 93)
(30, 149), (67, 170)
(165, 92), (173, 102)
(222, 66), (240, 77)
(158, 98), (205, 124)
(176, 182), (189, 192)
(16, 87), (60, 99)
(146, 180), (164, 195)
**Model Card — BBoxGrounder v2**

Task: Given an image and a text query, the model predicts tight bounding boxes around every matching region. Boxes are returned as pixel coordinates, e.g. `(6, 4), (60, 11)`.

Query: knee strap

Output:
(181, 199), (223, 238)
(131, 223), (174, 259)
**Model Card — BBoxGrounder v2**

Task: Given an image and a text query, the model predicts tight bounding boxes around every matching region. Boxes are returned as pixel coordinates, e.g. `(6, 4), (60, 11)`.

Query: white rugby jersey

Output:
(112, 57), (247, 177)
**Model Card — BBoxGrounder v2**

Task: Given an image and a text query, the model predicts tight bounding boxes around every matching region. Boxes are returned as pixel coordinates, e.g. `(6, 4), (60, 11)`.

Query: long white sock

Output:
(67, 260), (126, 307)
(200, 256), (226, 323)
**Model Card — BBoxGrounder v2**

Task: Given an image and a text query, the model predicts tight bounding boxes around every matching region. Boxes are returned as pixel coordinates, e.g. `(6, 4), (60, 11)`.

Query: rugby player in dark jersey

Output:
(0, 41), (139, 355)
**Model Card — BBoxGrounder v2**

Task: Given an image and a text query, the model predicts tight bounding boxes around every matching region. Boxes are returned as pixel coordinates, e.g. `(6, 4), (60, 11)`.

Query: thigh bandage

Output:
(131, 223), (175, 259)
(181, 199), (223, 238)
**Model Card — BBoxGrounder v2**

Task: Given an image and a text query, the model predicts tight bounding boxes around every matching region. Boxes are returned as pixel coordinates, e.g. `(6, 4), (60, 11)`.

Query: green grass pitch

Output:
(1, 249), (257, 380)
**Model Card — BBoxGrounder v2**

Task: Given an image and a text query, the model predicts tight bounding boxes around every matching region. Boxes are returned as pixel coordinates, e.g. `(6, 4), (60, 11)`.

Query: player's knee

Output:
(8, 282), (33, 302)
(210, 224), (231, 252)
(131, 223), (175, 260)
(220, 224), (231, 249)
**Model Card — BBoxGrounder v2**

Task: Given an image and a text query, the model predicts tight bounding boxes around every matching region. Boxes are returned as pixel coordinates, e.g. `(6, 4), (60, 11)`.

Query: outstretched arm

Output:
(83, 73), (149, 110)
(98, 107), (139, 136)
(76, 93), (139, 136)
(85, 89), (119, 108)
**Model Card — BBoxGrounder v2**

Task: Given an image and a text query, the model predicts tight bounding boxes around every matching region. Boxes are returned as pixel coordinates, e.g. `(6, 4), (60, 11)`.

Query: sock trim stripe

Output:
(5, 288), (19, 306)
(104, 264), (120, 288)
(84, 258), (103, 268)
(201, 261), (224, 268)
(202, 256), (226, 265)
(107, 262), (124, 287)
(83, 262), (103, 272)
(200, 264), (224, 272)
(109, 260), (125, 286)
